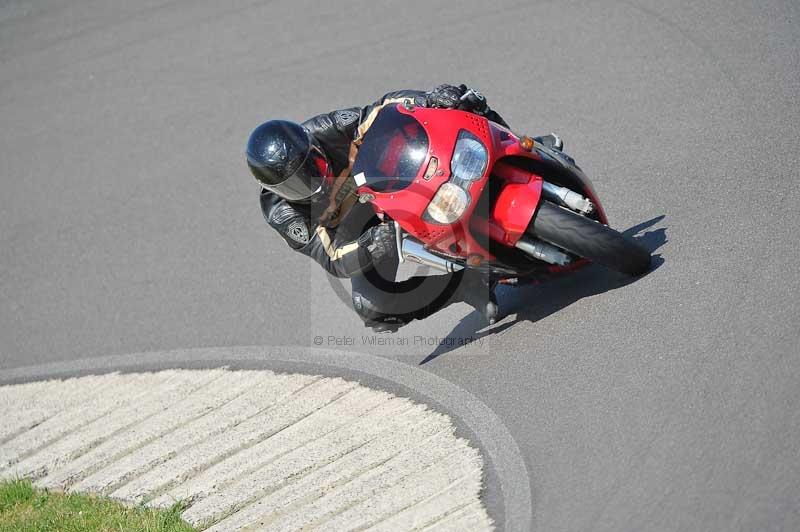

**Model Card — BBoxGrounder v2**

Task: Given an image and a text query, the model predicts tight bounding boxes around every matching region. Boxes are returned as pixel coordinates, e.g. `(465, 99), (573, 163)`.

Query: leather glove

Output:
(458, 85), (489, 114)
(425, 84), (467, 109)
(357, 223), (398, 265)
(426, 84), (489, 114)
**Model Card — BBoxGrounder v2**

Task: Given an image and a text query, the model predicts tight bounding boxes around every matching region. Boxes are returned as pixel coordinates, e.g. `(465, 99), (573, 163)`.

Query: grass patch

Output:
(0, 479), (195, 531)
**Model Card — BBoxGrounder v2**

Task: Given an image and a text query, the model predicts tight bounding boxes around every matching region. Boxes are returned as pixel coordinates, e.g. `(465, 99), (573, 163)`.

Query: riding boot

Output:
(352, 292), (410, 333)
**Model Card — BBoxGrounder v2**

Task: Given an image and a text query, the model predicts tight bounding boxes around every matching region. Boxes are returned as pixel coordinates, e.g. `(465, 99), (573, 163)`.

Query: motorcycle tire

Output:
(530, 201), (651, 276)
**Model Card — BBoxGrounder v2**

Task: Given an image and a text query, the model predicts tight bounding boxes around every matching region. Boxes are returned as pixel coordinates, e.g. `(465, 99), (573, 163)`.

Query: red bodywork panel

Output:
(356, 103), (604, 270)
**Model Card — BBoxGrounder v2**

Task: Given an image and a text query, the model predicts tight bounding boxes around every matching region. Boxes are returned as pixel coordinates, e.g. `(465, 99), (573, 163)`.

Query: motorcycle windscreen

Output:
(352, 106), (429, 192)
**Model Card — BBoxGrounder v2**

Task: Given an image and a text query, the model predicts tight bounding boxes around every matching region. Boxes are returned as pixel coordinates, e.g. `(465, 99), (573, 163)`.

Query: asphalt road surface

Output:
(2, 0), (799, 530)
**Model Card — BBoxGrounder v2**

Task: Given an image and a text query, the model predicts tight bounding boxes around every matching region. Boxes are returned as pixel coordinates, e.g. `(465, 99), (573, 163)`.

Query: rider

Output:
(247, 84), (565, 332)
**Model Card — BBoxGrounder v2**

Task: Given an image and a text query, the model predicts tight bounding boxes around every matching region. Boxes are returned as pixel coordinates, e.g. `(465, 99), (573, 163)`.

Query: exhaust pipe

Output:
(400, 237), (465, 273)
(393, 226), (570, 272)
(394, 225), (464, 273)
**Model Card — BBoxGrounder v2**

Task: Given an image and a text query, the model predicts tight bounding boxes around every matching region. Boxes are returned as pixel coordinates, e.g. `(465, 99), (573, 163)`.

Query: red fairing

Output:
(359, 105), (496, 258)
(490, 179), (543, 246)
(356, 103), (604, 273)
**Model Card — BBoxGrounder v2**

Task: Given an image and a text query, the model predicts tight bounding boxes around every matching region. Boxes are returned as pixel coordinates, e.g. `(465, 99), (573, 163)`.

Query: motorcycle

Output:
(351, 95), (651, 285)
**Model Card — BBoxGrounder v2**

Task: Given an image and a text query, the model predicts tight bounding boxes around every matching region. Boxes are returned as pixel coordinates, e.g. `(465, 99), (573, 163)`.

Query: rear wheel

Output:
(529, 201), (651, 276)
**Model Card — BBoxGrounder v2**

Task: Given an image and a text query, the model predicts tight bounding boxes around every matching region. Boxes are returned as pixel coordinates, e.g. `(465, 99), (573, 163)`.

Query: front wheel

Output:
(529, 201), (651, 276)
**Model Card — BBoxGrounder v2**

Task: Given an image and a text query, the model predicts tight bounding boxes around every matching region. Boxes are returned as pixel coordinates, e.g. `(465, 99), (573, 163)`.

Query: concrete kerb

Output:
(0, 345), (533, 531)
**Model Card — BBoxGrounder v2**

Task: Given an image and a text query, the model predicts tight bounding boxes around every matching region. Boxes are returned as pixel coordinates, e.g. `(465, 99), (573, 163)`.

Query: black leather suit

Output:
(260, 89), (508, 325)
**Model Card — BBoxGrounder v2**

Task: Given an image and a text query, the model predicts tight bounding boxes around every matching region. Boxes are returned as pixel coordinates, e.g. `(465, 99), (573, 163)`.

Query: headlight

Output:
(424, 130), (487, 224)
(450, 130), (488, 185)
(425, 182), (469, 224)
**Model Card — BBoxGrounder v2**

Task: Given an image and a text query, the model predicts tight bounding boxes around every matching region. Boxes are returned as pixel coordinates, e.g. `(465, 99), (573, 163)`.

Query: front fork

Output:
(541, 181), (595, 215)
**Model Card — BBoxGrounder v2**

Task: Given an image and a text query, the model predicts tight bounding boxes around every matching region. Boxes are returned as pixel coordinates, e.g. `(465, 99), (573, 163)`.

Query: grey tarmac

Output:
(2, 1), (799, 531)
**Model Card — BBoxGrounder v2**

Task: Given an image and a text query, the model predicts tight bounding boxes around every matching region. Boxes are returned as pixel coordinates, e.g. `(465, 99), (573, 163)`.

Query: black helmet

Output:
(246, 120), (331, 202)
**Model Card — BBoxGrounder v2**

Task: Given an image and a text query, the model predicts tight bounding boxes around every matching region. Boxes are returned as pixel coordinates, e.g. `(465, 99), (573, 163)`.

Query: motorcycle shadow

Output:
(419, 215), (667, 365)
